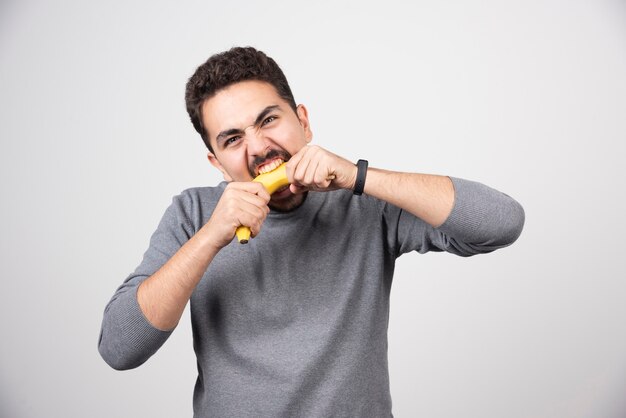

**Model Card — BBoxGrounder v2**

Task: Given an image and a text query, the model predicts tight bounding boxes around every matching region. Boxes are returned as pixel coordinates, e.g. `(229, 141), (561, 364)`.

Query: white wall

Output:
(1, 0), (625, 417)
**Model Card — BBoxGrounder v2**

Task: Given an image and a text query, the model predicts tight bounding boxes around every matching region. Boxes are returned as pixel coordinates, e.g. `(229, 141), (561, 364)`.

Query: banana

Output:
(235, 162), (289, 244)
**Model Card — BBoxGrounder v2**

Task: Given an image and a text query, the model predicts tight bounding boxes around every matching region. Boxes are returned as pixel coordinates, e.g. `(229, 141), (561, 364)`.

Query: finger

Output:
(225, 183), (270, 206)
(228, 182), (271, 202)
(235, 200), (269, 236)
(239, 189), (271, 208)
(221, 189), (268, 213)
(303, 158), (320, 186)
(314, 166), (333, 189)
(300, 148), (335, 189)
(218, 191), (270, 232)
(293, 157), (313, 187)
(289, 183), (308, 194)
(285, 145), (309, 183)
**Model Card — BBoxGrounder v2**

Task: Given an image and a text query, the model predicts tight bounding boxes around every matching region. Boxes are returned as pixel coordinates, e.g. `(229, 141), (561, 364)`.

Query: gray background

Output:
(1, 0), (625, 417)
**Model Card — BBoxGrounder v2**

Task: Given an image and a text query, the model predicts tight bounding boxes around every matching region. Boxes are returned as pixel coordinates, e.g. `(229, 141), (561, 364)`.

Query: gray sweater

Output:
(99, 178), (524, 417)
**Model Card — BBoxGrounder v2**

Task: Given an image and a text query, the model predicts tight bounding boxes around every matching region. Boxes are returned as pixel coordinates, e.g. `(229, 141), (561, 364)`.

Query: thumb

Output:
(289, 183), (308, 194)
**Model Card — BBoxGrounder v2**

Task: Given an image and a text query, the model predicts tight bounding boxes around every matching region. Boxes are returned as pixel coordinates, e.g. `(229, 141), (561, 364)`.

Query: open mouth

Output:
(256, 158), (284, 176)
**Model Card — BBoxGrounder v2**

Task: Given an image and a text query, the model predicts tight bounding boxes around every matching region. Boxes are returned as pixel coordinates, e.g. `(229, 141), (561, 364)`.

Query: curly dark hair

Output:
(185, 46), (298, 152)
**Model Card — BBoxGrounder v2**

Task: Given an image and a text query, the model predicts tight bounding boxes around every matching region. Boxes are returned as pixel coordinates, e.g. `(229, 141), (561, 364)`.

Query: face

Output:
(202, 80), (313, 211)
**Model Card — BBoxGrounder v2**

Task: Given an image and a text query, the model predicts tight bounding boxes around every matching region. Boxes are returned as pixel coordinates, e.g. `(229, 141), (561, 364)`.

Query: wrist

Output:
(198, 220), (229, 254)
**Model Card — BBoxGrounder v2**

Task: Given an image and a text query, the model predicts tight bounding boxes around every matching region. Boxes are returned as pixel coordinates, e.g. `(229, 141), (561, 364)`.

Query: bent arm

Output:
(99, 240), (214, 371)
(99, 183), (270, 370)
(367, 169), (525, 255)
(284, 145), (524, 253)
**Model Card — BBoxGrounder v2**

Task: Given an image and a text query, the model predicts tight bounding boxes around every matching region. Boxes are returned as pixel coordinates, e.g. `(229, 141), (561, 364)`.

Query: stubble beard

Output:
(268, 190), (307, 213)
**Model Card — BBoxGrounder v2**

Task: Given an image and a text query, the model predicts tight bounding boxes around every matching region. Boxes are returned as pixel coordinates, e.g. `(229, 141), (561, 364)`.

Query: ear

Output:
(296, 104), (313, 143)
(207, 152), (233, 182)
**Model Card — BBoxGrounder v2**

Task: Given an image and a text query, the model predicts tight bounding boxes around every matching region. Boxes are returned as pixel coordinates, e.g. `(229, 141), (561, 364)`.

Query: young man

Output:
(99, 47), (524, 417)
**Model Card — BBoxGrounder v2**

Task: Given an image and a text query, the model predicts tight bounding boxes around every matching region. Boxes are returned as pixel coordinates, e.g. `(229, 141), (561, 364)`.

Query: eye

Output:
(262, 116), (277, 126)
(224, 136), (241, 147)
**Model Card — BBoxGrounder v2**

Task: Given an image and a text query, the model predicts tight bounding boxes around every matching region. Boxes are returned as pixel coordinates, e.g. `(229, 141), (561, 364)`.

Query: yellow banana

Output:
(235, 162), (289, 244)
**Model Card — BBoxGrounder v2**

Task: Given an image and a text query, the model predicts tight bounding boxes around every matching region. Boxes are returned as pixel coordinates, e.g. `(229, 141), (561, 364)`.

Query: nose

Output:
(244, 125), (271, 157)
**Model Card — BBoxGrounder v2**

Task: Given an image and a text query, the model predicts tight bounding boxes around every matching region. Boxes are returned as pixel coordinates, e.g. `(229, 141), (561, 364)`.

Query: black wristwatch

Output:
(353, 159), (368, 195)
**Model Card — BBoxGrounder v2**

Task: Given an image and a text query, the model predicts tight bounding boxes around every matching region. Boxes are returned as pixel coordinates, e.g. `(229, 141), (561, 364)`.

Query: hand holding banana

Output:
(236, 145), (357, 244)
(286, 145), (357, 194)
(235, 163), (290, 244)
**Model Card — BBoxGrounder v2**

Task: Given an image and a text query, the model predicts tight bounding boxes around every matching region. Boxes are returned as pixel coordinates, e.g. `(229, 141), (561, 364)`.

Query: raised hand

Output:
(285, 145), (357, 194)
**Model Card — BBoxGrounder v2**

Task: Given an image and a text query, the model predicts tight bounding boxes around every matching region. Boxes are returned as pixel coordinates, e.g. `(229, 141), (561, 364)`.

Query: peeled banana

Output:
(235, 162), (289, 244)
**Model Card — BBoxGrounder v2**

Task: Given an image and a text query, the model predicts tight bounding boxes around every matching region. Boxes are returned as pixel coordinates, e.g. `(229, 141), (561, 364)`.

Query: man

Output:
(99, 46), (524, 417)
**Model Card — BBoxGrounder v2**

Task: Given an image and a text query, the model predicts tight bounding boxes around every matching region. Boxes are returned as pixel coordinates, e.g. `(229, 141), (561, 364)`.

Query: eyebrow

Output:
(215, 105), (281, 144)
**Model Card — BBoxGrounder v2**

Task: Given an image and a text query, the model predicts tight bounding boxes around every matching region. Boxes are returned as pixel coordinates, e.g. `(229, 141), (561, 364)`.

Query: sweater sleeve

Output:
(98, 191), (197, 370)
(385, 177), (525, 257)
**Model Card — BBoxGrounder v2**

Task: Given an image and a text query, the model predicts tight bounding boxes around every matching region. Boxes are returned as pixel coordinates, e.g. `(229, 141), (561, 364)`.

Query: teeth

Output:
(258, 159), (283, 175)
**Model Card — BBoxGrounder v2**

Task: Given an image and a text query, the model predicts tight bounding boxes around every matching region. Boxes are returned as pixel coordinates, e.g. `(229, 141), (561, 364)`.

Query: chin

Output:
(268, 192), (307, 213)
